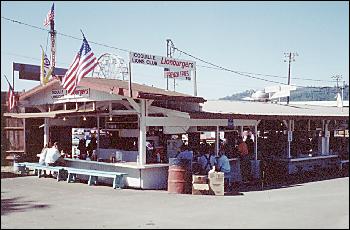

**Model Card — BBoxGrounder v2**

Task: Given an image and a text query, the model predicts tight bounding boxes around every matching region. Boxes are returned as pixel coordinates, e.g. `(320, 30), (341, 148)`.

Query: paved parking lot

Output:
(1, 168), (349, 229)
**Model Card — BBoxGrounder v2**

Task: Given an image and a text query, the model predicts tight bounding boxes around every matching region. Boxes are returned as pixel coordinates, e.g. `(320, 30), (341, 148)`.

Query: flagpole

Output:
(50, 3), (56, 78)
(12, 62), (14, 91)
(4, 74), (13, 88)
(80, 29), (85, 38)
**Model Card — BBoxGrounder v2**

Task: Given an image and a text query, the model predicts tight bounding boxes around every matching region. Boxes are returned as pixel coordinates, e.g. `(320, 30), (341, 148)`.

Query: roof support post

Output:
(97, 116), (100, 156)
(287, 120), (293, 158)
(138, 100), (146, 165)
(323, 120), (330, 155)
(23, 118), (26, 155)
(254, 124), (258, 161)
(215, 125), (220, 157)
(44, 118), (50, 147)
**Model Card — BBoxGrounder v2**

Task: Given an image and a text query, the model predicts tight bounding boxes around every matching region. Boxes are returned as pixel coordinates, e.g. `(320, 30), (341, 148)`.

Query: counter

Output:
(228, 158), (242, 182)
(271, 154), (340, 174)
(64, 158), (169, 189)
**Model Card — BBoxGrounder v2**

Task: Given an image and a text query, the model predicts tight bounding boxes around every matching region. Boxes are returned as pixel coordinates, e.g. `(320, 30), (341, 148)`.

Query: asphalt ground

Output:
(1, 167), (349, 229)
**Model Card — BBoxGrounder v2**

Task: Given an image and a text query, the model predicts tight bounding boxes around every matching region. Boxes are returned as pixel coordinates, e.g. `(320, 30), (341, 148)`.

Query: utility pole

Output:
(332, 75), (342, 94)
(284, 52), (298, 105)
(166, 39), (170, 90)
(332, 75), (343, 107)
(166, 39), (176, 91)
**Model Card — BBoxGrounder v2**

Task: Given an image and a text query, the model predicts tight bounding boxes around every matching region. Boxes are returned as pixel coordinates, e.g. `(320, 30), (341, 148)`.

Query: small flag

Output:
(41, 47), (52, 85)
(7, 81), (17, 111)
(43, 3), (54, 27)
(61, 34), (98, 95)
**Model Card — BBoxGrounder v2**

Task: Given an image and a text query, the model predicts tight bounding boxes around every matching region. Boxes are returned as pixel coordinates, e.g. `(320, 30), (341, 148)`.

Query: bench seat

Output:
(19, 162), (67, 182)
(65, 167), (128, 189)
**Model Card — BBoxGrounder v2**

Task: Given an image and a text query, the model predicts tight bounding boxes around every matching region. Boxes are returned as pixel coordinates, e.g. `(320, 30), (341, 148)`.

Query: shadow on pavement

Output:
(1, 196), (50, 216)
(1, 172), (30, 179)
(235, 169), (349, 193)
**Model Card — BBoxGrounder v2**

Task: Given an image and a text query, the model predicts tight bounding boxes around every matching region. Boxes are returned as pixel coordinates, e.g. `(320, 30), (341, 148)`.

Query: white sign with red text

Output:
(129, 52), (196, 71)
(51, 88), (90, 100)
(164, 69), (192, 80)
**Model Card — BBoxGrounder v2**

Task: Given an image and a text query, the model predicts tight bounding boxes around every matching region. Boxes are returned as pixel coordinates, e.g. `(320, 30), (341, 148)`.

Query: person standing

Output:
(238, 136), (251, 183)
(78, 138), (87, 160)
(245, 135), (254, 157)
(217, 145), (231, 192)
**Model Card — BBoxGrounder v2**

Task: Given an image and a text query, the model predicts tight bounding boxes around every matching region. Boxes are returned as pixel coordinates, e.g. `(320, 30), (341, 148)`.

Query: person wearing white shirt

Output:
(45, 142), (64, 166)
(38, 144), (49, 165)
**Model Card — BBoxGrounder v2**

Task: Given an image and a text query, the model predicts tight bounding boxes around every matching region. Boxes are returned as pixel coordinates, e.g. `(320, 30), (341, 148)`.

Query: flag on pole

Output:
(7, 80), (17, 111)
(61, 34), (98, 95)
(43, 3), (54, 27)
(41, 47), (52, 85)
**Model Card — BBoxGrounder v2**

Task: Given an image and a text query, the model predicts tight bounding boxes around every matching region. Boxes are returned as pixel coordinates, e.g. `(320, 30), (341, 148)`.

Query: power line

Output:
(1, 16), (342, 86)
(197, 64), (336, 83)
(173, 46), (292, 85)
(173, 46), (322, 88)
(1, 16), (130, 53)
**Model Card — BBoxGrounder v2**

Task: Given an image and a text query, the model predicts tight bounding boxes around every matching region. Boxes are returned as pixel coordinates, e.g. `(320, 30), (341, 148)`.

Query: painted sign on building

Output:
(51, 88), (90, 99)
(129, 52), (196, 71)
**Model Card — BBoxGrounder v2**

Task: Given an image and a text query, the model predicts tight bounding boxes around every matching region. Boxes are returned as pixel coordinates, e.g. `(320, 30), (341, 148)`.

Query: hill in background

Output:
(219, 85), (349, 101)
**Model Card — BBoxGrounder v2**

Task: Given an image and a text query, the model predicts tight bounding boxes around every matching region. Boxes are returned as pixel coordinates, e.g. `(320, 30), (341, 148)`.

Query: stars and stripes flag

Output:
(61, 35), (98, 95)
(43, 3), (54, 27)
(5, 78), (17, 111)
(41, 47), (52, 85)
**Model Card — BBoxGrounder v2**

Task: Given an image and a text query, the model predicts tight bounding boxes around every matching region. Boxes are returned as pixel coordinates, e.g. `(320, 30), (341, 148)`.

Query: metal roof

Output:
(19, 78), (206, 103)
(197, 100), (349, 120)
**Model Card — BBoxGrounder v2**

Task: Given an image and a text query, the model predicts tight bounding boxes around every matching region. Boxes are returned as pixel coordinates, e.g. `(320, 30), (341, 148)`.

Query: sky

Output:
(1, 1), (349, 100)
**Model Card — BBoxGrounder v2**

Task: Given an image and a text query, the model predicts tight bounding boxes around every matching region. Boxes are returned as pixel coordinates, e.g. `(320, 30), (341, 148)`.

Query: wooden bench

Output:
(19, 162), (68, 182)
(65, 168), (128, 189)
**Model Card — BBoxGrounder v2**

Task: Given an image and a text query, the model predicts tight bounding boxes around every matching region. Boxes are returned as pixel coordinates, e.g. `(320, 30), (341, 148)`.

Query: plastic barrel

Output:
(168, 165), (186, 194)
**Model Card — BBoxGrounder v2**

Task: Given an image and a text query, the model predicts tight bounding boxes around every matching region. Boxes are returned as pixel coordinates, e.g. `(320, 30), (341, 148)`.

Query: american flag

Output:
(61, 35), (98, 95)
(7, 82), (17, 111)
(43, 3), (54, 27)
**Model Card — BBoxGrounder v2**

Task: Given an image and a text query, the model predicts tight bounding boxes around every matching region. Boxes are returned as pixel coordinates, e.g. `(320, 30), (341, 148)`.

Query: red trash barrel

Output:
(168, 164), (186, 194)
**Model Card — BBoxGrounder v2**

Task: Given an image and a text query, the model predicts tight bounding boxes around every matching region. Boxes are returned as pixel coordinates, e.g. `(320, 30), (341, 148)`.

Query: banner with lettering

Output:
(129, 52), (196, 71)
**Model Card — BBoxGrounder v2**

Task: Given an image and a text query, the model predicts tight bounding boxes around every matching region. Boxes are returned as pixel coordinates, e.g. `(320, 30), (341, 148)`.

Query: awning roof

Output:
(19, 78), (206, 103)
(191, 100), (350, 120)
(3, 109), (96, 119)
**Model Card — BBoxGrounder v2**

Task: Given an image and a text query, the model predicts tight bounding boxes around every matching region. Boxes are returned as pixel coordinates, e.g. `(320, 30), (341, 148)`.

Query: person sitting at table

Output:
(198, 144), (217, 175)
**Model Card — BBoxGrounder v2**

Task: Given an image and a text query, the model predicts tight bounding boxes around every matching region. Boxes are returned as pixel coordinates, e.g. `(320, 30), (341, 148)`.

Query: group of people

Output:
(175, 134), (255, 192)
(38, 141), (66, 168)
(77, 135), (97, 160)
